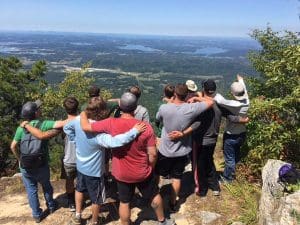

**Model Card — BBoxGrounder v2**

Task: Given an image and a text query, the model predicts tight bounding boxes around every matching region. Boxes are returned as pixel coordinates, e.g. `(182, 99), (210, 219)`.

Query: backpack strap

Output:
(34, 120), (43, 129)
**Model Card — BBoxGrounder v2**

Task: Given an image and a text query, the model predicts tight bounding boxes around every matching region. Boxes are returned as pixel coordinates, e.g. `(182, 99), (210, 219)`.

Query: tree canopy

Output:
(242, 28), (300, 175)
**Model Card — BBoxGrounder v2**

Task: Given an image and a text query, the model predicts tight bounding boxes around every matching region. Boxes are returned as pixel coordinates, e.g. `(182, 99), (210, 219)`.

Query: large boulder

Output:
(259, 159), (300, 225)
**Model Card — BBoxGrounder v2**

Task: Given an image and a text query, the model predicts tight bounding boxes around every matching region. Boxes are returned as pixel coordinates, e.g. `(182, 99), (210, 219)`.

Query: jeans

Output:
(21, 164), (56, 218)
(223, 132), (246, 181)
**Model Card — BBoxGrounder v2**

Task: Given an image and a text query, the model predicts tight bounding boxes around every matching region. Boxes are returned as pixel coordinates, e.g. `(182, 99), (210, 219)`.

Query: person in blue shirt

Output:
(64, 96), (146, 225)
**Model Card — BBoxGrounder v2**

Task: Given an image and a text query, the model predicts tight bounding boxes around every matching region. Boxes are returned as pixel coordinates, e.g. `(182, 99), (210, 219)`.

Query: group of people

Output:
(10, 76), (249, 225)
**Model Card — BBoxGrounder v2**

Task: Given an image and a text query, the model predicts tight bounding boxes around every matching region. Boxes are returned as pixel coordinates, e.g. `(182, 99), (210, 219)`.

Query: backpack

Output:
(20, 121), (47, 169)
(278, 163), (300, 184)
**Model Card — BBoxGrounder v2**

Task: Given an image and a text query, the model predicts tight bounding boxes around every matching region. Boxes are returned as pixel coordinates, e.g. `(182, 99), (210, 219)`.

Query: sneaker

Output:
(49, 206), (57, 214)
(212, 191), (220, 196)
(219, 175), (232, 184)
(34, 217), (42, 223)
(158, 218), (176, 225)
(69, 214), (81, 225)
(86, 220), (100, 225)
(69, 202), (76, 212)
(169, 201), (178, 213)
(195, 192), (207, 198)
(48, 201), (58, 214)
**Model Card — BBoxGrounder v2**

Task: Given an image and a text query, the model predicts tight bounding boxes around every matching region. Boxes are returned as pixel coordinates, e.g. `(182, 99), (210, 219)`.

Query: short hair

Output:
(164, 84), (175, 99)
(175, 84), (188, 101)
(88, 86), (100, 98)
(128, 85), (141, 99)
(85, 96), (108, 121)
(63, 97), (79, 115)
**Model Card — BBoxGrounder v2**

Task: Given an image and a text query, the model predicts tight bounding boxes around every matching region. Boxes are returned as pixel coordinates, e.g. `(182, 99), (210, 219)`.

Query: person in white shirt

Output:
(214, 75), (249, 182)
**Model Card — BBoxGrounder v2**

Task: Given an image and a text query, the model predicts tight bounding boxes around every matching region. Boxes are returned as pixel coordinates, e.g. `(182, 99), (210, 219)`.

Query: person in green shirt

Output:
(10, 100), (67, 223)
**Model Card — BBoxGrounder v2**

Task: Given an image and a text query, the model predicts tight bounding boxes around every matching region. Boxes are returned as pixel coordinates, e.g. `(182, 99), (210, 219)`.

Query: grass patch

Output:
(286, 181), (300, 193)
(4, 178), (24, 195)
(223, 179), (260, 225)
(49, 143), (64, 181)
(290, 209), (300, 224)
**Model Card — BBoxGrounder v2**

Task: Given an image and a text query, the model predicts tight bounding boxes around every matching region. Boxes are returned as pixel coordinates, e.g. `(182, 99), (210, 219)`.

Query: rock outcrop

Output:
(259, 159), (300, 225)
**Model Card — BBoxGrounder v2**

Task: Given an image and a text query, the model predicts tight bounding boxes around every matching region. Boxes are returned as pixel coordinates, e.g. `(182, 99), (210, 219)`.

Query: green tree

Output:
(0, 57), (47, 173)
(42, 63), (112, 120)
(242, 28), (300, 176)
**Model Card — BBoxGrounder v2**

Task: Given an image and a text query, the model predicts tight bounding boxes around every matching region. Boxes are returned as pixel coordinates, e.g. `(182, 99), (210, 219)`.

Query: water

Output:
(193, 47), (227, 55)
(118, 44), (160, 52)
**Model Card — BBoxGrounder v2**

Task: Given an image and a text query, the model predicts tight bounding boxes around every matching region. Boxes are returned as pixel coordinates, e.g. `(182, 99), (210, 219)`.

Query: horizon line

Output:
(0, 29), (254, 39)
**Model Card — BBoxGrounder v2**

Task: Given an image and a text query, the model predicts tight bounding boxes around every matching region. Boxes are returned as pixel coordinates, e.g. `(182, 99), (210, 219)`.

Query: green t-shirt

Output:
(13, 120), (55, 141)
(13, 120), (56, 163)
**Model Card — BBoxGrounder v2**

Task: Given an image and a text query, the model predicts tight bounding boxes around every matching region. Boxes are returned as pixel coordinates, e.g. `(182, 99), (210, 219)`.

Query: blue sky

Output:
(0, 0), (299, 37)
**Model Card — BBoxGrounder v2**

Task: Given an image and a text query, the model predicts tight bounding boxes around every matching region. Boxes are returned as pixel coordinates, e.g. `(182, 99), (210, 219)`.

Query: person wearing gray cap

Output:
(10, 100), (69, 223)
(80, 92), (175, 225)
(214, 75), (250, 182)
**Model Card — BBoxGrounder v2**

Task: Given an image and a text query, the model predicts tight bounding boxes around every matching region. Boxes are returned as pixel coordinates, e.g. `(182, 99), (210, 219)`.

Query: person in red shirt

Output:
(80, 92), (174, 225)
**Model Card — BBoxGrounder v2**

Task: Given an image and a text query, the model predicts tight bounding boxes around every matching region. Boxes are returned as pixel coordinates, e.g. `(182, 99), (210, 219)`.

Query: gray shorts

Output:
(61, 164), (77, 180)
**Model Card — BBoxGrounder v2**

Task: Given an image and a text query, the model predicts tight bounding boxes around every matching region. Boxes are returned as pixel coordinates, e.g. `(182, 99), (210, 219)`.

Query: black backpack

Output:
(20, 121), (47, 169)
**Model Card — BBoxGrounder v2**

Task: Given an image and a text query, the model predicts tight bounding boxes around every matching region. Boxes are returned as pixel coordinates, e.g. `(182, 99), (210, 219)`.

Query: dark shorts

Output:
(155, 151), (188, 179)
(76, 171), (106, 205)
(116, 173), (159, 203)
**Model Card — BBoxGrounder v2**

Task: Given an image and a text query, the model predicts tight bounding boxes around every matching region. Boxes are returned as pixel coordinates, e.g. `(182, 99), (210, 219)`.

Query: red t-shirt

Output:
(91, 117), (155, 183)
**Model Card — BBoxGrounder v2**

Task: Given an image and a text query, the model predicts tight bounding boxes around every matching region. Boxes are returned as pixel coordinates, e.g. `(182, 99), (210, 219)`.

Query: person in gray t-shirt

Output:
(129, 85), (150, 122)
(155, 83), (213, 212)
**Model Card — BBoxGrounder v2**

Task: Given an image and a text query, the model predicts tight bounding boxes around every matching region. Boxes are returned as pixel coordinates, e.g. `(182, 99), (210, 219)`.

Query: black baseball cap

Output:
(202, 79), (216, 94)
(21, 100), (42, 120)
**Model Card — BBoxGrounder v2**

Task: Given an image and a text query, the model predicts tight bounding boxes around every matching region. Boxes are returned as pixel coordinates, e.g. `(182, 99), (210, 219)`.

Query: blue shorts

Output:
(76, 171), (106, 205)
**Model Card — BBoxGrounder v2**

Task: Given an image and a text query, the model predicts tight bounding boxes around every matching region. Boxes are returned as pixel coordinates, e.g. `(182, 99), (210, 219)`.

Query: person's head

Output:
(128, 85), (141, 99)
(85, 96), (108, 121)
(202, 79), (217, 96)
(21, 100), (42, 120)
(88, 85), (100, 98)
(175, 84), (188, 101)
(230, 82), (247, 100)
(119, 92), (138, 113)
(186, 80), (198, 93)
(63, 97), (79, 116)
(164, 84), (175, 99)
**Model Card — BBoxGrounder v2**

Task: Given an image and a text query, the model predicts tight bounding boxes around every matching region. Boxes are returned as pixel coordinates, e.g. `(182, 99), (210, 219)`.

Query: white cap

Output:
(230, 82), (247, 100)
(185, 80), (198, 92)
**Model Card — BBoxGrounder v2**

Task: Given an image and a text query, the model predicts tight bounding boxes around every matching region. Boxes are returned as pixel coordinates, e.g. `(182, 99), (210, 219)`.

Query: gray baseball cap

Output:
(21, 100), (42, 119)
(119, 92), (137, 113)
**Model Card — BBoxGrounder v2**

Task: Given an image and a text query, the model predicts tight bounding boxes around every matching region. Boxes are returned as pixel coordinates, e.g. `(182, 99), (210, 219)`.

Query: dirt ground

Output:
(0, 147), (258, 225)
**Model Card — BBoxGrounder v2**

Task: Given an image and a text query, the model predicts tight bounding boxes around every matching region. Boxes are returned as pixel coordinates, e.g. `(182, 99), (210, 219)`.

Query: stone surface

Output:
(231, 222), (246, 225)
(259, 159), (300, 225)
(279, 191), (300, 225)
(199, 211), (222, 224)
(13, 173), (22, 177)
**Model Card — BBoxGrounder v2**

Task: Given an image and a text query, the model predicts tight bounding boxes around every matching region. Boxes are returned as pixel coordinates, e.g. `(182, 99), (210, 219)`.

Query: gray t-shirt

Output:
(214, 79), (249, 135)
(134, 105), (150, 122)
(156, 102), (208, 157)
(63, 135), (76, 167)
